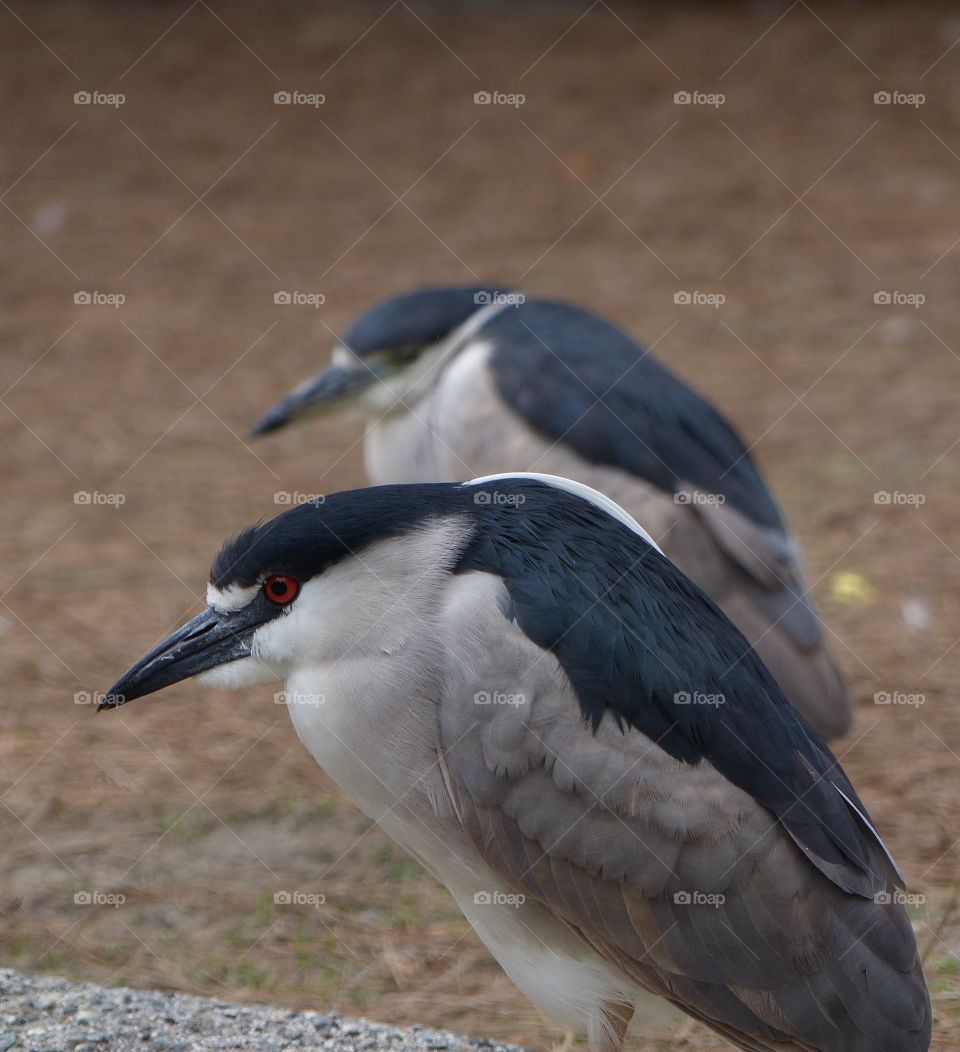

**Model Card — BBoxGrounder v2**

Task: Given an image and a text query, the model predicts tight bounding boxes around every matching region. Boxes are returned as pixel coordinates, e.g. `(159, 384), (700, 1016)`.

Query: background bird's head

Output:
(250, 285), (514, 434)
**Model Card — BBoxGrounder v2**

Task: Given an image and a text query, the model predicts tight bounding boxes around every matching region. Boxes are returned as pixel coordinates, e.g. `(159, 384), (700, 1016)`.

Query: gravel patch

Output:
(0, 970), (527, 1052)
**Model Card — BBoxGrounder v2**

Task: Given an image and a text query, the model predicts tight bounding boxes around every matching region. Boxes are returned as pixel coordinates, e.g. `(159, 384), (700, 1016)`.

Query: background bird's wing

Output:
(485, 301), (821, 654)
(437, 558), (928, 1051)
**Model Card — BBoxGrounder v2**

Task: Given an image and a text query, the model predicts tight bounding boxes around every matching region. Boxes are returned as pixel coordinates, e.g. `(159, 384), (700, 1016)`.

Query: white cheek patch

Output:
(207, 582), (259, 613)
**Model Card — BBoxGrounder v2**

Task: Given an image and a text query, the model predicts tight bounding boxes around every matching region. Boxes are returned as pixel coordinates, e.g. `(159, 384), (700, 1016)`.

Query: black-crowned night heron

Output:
(103, 474), (929, 1052)
(251, 287), (851, 740)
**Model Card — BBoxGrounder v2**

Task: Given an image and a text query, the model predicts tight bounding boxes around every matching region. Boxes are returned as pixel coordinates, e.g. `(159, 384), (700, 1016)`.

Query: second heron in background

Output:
(252, 286), (851, 739)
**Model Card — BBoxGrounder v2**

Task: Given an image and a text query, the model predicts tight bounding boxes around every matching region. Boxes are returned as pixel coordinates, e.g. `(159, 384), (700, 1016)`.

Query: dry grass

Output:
(1, 2), (959, 1048)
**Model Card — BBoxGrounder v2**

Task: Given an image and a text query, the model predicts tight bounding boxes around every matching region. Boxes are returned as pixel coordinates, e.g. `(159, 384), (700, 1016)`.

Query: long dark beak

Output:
(99, 606), (260, 710)
(250, 365), (375, 436)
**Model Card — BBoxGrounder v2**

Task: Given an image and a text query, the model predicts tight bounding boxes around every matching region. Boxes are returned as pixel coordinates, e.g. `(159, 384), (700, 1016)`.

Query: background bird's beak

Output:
(99, 606), (259, 710)
(250, 365), (375, 435)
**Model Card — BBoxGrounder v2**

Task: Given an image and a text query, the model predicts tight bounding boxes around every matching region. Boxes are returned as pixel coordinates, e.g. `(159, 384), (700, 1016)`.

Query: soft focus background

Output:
(2, 3), (959, 1049)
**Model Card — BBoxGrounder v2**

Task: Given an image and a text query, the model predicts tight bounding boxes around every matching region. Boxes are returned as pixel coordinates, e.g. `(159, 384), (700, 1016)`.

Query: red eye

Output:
(263, 574), (300, 605)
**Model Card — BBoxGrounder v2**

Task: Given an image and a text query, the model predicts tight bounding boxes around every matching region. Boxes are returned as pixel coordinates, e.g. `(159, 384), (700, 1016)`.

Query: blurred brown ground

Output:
(1, 2), (959, 1048)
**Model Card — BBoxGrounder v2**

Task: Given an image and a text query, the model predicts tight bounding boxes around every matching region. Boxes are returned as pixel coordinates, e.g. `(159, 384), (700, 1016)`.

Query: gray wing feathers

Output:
(439, 577), (929, 1051)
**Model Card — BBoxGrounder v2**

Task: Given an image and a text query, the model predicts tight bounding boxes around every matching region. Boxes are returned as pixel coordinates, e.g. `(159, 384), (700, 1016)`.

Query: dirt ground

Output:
(2, 2), (959, 1049)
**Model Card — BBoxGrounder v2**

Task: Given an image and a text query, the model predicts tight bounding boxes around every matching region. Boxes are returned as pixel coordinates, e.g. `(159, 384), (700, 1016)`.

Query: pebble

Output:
(0, 970), (527, 1052)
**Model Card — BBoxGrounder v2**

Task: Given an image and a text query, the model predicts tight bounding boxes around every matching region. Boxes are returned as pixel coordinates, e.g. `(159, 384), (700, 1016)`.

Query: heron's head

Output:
(100, 485), (477, 709)
(101, 474), (663, 710)
(250, 285), (514, 435)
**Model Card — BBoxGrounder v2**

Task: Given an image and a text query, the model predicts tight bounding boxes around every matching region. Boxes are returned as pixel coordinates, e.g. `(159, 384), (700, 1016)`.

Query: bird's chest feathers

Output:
(283, 658), (448, 822)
